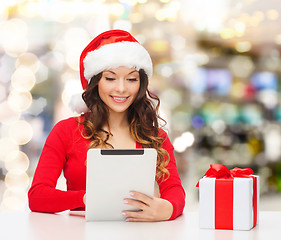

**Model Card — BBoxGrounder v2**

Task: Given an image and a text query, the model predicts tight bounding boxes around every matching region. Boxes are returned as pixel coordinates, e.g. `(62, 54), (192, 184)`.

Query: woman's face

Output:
(98, 66), (140, 114)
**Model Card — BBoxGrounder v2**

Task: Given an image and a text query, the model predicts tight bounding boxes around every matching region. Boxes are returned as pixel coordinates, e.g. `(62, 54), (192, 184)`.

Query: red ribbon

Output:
(196, 164), (254, 187)
(197, 164), (257, 230)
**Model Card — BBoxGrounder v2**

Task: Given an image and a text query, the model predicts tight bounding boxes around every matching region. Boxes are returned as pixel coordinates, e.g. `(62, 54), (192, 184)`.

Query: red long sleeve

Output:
(28, 117), (87, 212)
(156, 129), (186, 220)
(28, 117), (185, 218)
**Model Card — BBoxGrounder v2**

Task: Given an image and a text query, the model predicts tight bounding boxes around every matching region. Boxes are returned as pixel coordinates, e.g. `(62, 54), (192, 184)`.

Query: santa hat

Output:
(69, 29), (153, 113)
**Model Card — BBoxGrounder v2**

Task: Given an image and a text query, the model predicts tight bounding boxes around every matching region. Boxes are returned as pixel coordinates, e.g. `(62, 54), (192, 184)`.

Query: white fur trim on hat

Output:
(83, 41), (153, 81)
(69, 93), (89, 113)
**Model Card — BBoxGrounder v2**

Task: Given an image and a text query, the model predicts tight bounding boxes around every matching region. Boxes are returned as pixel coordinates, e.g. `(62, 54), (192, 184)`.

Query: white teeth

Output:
(112, 96), (127, 101)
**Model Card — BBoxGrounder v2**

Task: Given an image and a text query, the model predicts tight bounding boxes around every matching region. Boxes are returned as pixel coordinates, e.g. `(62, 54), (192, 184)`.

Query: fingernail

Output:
(129, 192), (134, 196)
(123, 199), (128, 204)
(122, 212), (126, 216)
(126, 218), (130, 222)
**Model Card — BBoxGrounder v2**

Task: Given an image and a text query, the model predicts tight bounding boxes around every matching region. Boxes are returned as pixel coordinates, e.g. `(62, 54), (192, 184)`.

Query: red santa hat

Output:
(69, 29), (153, 113)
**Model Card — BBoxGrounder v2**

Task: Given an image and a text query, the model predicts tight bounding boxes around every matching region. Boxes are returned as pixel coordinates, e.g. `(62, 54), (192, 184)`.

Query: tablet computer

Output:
(85, 148), (157, 221)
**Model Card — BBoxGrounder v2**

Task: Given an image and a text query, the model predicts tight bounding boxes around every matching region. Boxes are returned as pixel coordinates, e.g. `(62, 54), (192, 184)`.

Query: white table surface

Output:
(0, 211), (280, 240)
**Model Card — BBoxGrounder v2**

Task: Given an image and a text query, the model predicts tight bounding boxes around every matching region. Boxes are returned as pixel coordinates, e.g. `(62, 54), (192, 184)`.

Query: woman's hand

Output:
(122, 191), (173, 222)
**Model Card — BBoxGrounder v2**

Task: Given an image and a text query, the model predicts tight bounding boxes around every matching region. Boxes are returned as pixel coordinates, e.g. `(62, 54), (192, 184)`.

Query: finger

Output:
(122, 210), (146, 220)
(126, 217), (153, 222)
(129, 191), (153, 205)
(124, 198), (148, 210)
(122, 209), (155, 222)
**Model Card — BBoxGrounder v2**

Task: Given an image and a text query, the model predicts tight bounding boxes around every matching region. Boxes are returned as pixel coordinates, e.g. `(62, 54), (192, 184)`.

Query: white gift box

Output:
(199, 176), (259, 230)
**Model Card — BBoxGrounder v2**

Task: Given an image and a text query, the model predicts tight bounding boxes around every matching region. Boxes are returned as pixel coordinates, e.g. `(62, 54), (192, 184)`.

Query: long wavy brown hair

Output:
(77, 69), (170, 182)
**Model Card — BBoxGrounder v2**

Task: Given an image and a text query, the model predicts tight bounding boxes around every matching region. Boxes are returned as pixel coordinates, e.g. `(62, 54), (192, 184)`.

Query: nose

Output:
(116, 78), (126, 93)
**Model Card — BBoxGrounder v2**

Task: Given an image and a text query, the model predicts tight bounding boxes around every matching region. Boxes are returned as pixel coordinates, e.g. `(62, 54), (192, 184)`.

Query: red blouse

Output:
(28, 117), (185, 220)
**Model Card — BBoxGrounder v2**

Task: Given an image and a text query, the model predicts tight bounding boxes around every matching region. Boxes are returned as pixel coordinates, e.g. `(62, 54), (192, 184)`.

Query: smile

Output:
(111, 96), (129, 103)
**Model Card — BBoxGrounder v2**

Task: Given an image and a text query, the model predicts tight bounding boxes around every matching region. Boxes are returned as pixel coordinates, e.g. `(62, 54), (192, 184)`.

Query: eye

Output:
(128, 78), (137, 82)
(105, 77), (115, 81)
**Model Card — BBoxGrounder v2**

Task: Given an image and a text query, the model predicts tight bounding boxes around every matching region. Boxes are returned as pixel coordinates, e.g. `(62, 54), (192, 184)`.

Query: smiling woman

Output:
(28, 30), (185, 222)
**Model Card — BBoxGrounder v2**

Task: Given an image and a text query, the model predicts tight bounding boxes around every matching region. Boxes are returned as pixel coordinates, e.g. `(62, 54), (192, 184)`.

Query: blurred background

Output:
(0, 0), (281, 212)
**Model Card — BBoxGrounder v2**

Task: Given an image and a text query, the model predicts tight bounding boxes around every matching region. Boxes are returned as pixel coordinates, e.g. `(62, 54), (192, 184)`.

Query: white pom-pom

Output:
(68, 93), (89, 114)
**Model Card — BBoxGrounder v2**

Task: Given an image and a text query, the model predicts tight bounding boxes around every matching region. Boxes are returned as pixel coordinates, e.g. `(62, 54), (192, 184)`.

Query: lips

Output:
(110, 96), (129, 103)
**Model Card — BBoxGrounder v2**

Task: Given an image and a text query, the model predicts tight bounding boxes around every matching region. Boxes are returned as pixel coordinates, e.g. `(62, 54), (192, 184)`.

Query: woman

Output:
(28, 30), (185, 222)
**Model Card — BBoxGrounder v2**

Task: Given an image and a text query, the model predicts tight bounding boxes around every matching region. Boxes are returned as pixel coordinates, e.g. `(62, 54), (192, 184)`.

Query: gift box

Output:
(197, 164), (259, 230)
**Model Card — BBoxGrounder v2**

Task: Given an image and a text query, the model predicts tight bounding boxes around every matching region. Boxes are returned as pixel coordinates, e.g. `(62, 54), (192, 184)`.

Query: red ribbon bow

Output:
(196, 164), (254, 187)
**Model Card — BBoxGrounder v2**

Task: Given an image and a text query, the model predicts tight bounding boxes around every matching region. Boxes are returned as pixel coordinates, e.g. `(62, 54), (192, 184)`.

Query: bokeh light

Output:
(228, 55), (254, 78)
(234, 21), (246, 36)
(235, 41), (252, 53)
(160, 89), (181, 109)
(7, 90), (32, 112)
(220, 28), (235, 39)
(2, 189), (28, 211)
(266, 9), (279, 20)
(0, 138), (19, 162)
(8, 120), (33, 145)
(18, 1), (40, 18)
(264, 125), (281, 161)
(4, 170), (30, 191)
(11, 67), (36, 92)
(15, 52), (40, 73)
(0, 101), (21, 124)
(64, 27), (90, 71)
(0, 18), (29, 56)
(192, 115), (205, 129)
(211, 119), (226, 134)
(173, 131), (195, 153)
(5, 151), (30, 173)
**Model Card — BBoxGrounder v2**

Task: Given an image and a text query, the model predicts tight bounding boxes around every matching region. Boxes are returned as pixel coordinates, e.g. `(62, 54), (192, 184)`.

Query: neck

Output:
(105, 110), (129, 132)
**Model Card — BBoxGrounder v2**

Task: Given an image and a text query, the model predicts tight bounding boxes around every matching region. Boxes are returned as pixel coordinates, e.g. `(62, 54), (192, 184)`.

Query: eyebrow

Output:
(104, 70), (138, 75)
